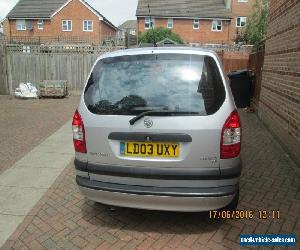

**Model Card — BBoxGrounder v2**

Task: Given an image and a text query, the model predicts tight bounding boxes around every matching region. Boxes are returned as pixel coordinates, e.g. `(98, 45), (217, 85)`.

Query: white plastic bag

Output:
(14, 83), (38, 99)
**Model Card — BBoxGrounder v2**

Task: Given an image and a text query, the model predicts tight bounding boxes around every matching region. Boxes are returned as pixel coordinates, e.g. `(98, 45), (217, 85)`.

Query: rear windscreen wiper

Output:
(129, 110), (200, 125)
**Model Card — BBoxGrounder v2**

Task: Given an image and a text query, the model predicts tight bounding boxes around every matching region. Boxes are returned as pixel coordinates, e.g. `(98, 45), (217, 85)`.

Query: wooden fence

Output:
(0, 43), (253, 95)
(2, 35), (124, 46)
(248, 49), (265, 109)
(219, 51), (250, 73)
(0, 44), (125, 94)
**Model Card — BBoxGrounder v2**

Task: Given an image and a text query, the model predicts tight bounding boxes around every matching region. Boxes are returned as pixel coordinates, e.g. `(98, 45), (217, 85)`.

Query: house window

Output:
(167, 19), (173, 29)
(193, 19), (200, 29)
(212, 20), (222, 31)
(83, 20), (93, 32)
(236, 17), (247, 27)
(16, 20), (26, 31)
(62, 20), (72, 31)
(238, 0), (248, 2)
(26, 20), (33, 31)
(145, 17), (154, 29)
(37, 20), (44, 30)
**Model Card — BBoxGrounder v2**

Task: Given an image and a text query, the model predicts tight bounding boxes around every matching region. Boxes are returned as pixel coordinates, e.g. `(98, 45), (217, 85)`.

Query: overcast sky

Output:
(0, 0), (138, 26)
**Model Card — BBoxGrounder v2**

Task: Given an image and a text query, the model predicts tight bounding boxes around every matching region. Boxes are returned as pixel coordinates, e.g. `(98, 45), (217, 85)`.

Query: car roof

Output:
(100, 47), (220, 60)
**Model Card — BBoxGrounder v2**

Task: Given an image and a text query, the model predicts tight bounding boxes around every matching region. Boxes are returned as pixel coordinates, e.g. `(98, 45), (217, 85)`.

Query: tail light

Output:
(220, 110), (241, 159)
(72, 110), (87, 153)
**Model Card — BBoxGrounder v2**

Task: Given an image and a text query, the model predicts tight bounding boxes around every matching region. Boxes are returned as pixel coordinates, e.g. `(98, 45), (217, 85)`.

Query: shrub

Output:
(139, 27), (184, 45)
(243, 0), (270, 46)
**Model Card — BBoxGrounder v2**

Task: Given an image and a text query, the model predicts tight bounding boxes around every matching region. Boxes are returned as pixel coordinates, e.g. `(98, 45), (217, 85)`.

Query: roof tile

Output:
(118, 20), (137, 30)
(136, 0), (231, 19)
(7, 0), (68, 18)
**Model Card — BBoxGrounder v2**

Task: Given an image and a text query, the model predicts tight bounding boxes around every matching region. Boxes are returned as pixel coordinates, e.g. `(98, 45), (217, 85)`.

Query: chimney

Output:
(224, 0), (232, 10)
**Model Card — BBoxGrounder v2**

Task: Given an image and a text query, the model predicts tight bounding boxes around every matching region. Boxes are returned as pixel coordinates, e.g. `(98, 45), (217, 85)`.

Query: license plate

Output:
(120, 142), (180, 158)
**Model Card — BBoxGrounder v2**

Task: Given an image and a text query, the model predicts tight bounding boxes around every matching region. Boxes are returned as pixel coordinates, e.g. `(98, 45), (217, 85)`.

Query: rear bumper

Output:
(76, 176), (238, 212)
(75, 159), (242, 180)
(75, 159), (241, 211)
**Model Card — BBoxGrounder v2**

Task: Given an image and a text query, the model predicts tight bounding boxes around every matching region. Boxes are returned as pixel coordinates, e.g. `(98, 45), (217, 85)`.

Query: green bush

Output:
(139, 27), (184, 45)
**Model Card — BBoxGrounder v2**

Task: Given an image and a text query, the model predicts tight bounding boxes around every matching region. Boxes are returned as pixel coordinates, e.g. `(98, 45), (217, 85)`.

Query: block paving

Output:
(0, 95), (80, 174)
(2, 112), (300, 249)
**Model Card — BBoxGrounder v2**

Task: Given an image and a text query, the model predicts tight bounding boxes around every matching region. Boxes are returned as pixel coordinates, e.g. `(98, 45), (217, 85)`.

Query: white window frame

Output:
(62, 20), (72, 31)
(83, 20), (93, 32)
(238, 0), (248, 2)
(37, 19), (44, 30)
(193, 19), (200, 29)
(144, 17), (154, 29)
(167, 18), (173, 29)
(212, 20), (222, 31)
(236, 17), (247, 27)
(16, 20), (26, 31)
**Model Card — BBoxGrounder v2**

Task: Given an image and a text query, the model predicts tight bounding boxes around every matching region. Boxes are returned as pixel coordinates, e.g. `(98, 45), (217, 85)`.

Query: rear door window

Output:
(84, 53), (225, 116)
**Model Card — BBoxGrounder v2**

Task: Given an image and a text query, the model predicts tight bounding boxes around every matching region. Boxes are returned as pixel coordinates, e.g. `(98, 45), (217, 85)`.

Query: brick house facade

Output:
(259, 0), (300, 164)
(137, 18), (232, 45)
(3, 0), (117, 44)
(136, 0), (254, 44)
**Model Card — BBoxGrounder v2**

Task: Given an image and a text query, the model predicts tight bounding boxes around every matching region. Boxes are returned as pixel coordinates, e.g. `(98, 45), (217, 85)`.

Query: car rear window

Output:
(84, 53), (225, 116)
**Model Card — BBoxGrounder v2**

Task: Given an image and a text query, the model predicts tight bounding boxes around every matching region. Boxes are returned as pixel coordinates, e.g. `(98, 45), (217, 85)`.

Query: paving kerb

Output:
(0, 121), (74, 247)
(0, 215), (25, 248)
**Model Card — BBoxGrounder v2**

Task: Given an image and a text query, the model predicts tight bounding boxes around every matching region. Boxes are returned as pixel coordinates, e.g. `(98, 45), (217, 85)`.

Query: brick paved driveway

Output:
(2, 112), (300, 250)
(0, 95), (79, 174)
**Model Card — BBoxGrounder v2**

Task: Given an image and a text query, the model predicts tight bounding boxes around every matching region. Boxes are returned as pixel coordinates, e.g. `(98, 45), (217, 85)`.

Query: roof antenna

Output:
(148, 1), (157, 47)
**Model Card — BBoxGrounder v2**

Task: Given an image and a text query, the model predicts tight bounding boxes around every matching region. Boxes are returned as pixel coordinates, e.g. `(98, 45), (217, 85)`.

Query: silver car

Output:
(73, 47), (242, 212)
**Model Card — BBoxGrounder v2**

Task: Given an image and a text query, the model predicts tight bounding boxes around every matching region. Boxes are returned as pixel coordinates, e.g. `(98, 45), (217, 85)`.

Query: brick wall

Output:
(50, 0), (101, 42)
(137, 18), (231, 44)
(258, 0), (300, 164)
(7, 19), (52, 38)
(101, 21), (117, 39)
(4, 0), (116, 43)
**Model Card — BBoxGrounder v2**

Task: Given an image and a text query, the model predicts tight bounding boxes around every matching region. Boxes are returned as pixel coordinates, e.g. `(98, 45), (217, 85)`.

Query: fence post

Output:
(0, 43), (9, 94)
(4, 44), (9, 95)
(5, 46), (13, 95)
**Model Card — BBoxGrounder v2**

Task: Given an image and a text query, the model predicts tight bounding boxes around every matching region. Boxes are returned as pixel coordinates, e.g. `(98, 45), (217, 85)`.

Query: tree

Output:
(138, 27), (184, 45)
(243, 0), (270, 46)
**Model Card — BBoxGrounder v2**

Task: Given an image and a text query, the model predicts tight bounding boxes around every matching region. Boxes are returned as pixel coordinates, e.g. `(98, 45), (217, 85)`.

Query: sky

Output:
(0, 0), (138, 26)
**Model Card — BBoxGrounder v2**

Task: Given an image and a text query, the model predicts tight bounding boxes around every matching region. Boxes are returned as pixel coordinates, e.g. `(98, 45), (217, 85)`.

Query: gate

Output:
(248, 48), (265, 109)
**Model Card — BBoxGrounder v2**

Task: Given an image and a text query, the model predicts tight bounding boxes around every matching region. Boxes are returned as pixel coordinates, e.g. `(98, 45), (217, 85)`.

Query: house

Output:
(136, 0), (254, 45)
(2, 0), (117, 44)
(118, 20), (137, 40)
